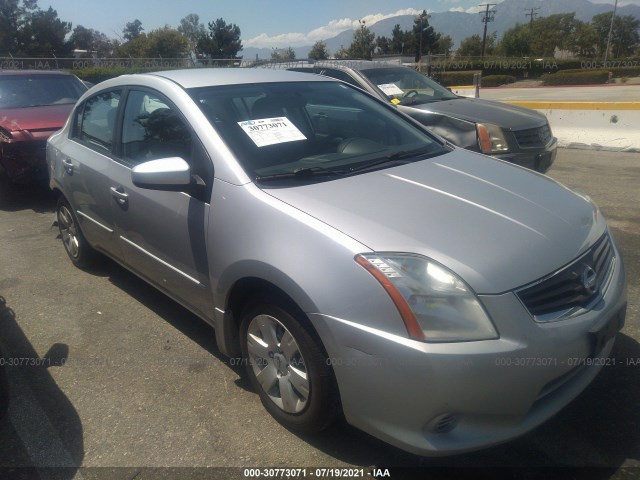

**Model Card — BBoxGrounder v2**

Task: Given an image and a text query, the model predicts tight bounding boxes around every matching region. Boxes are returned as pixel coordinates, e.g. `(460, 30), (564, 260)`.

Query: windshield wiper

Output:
(255, 166), (342, 182)
(346, 148), (435, 174)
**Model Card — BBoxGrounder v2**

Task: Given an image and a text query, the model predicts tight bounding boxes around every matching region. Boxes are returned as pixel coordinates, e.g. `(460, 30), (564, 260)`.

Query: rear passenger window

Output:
(121, 90), (192, 166)
(75, 90), (121, 152)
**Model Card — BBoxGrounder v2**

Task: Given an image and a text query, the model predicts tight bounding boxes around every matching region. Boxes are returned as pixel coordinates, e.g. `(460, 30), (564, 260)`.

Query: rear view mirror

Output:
(131, 157), (191, 188)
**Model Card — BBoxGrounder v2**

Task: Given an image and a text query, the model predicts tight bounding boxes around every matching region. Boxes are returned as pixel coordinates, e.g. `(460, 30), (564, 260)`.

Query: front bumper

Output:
(0, 139), (48, 182)
(309, 242), (626, 456)
(493, 137), (557, 173)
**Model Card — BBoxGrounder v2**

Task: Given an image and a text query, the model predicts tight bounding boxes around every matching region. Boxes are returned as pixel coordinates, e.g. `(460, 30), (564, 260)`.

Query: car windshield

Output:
(188, 81), (446, 184)
(0, 74), (86, 109)
(360, 67), (458, 106)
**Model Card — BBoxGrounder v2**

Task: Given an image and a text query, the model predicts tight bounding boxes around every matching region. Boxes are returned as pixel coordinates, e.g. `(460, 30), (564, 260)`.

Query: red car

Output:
(0, 70), (87, 182)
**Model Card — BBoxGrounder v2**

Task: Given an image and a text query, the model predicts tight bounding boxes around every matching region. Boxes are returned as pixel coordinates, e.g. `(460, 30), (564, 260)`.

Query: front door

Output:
(109, 89), (214, 319)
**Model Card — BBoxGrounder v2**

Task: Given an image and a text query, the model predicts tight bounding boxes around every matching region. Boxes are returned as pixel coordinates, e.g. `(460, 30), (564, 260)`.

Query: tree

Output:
(435, 34), (454, 55)
(457, 34), (483, 57)
(18, 6), (72, 56)
(123, 19), (144, 41)
(530, 13), (579, 57)
(497, 24), (532, 57)
(271, 46), (296, 60)
(116, 27), (189, 58)
(115, 34), (148, 57)
(146, 27), (189, 58)
(390, 24), (412, 55)
(1, 1), (74, 56)
(178, 13), (205, 53)
(592, 12), (640, 58)
(0, 0), (20, 54)
(375, 36), (391, 55)
(69, 25), (116, 57)
(308, 40), (329, 60)
(413, 10), (440, 61)
(346, 21), (376, 59)
(197, 18), (242, 58)
(333, 45), (350, 59)
(566, 21), (598, 57)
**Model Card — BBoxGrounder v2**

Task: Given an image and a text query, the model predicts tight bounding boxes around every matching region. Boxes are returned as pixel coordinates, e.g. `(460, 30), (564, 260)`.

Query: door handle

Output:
(110, 186), (129, 207)
(62, 158), (73, 175)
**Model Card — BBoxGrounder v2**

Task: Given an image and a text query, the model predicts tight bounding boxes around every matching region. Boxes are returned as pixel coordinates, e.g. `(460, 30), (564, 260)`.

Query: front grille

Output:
(513, 124), (552, 148)
(516, 234), (615, 319)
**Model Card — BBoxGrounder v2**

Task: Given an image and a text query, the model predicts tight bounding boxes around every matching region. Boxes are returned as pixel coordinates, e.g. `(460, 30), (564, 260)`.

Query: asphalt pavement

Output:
(0, 148), (639, 479)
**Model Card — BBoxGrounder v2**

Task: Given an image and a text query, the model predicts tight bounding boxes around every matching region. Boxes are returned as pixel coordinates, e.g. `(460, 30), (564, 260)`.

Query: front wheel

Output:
(240, 302), (339, 433)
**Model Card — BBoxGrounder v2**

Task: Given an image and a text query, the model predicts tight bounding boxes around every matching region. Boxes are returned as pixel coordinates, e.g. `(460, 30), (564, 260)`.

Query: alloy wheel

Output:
(246, 314), (310, 414)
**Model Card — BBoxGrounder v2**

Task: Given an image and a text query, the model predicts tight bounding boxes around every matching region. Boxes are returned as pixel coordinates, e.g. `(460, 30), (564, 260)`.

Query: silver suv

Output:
(48, 69), (626, 456)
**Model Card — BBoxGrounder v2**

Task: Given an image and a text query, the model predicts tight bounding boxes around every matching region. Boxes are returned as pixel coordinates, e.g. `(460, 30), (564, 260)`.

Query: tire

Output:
(240, 301), (339, 433)
(56, 196), (97, 268)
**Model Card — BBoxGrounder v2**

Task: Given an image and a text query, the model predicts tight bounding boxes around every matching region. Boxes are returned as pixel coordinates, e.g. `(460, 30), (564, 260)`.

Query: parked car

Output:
(0, 70), (87, 182)
(48, 69), (626, 456)
(273, 60), (556, 173)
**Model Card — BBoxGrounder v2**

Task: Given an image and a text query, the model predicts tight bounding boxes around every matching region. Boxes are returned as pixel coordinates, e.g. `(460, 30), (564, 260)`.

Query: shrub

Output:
(541, 69), (610, 85)
(434, 71), (480, 86)
(481, 75), (517, 87)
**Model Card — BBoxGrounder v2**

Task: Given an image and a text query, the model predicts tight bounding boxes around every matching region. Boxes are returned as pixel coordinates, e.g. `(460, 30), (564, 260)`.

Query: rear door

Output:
(108, 88), (214, 319)
(62, 89), (122, 257)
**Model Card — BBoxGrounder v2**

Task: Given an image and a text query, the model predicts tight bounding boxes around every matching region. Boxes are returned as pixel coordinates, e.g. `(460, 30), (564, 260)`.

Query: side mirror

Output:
(131, 157), (191, 188)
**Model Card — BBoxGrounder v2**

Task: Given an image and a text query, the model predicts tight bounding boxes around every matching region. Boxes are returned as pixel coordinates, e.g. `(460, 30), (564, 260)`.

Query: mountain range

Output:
(241, 0), (640, 60)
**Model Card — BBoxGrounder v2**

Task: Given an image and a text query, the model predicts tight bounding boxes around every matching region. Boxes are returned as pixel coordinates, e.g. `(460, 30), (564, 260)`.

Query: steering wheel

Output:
(403, 90), (419, 98)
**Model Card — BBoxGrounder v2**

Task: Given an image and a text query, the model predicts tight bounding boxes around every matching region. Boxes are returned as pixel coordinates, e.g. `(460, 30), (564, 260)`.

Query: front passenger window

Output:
(121, 91), (192, 166)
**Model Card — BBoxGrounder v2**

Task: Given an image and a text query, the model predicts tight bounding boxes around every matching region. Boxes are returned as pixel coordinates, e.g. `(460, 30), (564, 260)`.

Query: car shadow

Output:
(102, 258), (243, 376)
(0, 174), (57, 214)
(0, 296), (84, 478)
(287, 332), (640, 478)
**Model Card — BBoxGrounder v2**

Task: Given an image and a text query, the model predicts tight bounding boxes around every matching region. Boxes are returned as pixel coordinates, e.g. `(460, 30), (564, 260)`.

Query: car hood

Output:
(264, 150), (606, 294)
(404, 98), (548, 130)
(0, 104), (74, 134)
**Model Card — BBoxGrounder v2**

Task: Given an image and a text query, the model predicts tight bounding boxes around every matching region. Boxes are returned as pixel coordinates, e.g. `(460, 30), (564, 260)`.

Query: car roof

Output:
(145, 68), (332, 89)
(316, 60), (397, 71)
(263, 60), (401, 72)
(0, 69), (75, 77)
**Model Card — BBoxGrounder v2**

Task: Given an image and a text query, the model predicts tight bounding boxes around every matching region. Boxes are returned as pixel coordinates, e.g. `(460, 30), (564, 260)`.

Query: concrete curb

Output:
(505, 101), (640, 152)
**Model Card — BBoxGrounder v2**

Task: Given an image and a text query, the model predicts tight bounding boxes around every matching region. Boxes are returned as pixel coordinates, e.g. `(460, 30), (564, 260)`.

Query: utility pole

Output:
(604, 0), (618, 65)
(524, 7), (540, 29)
(358, 19), (366, 59)
(479, 4), (496, 59)
(416, 11), (430, 68)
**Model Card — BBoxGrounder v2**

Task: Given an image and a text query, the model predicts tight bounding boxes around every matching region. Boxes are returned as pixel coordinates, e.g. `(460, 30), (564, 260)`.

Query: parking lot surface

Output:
(0, 148), (639, 479)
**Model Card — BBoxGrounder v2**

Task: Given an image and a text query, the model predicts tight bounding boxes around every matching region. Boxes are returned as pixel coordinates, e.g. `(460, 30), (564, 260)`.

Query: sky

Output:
(45, 0), (638, 49)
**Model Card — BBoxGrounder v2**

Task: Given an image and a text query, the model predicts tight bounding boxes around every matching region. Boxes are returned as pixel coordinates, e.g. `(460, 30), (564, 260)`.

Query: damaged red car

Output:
(0, 70), (87, 182)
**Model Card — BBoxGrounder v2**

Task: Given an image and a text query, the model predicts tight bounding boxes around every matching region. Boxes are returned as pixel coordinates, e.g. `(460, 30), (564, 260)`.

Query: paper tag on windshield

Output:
(238, 117), (306, 148)
(377, 83), (405, 96)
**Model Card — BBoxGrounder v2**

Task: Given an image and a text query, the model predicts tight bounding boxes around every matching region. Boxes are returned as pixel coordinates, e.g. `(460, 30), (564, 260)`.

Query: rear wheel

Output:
(240, 301), (339, 433)
(56, 196), (97, 268)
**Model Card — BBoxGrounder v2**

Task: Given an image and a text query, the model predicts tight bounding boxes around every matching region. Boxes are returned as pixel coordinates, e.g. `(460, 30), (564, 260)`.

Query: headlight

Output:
(356, 253), (498, 342)
(477, 123), (509, 154)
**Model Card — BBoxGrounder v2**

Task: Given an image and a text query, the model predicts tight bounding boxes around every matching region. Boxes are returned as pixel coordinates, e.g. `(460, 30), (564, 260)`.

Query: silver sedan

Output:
(47, 69), (626, 456)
